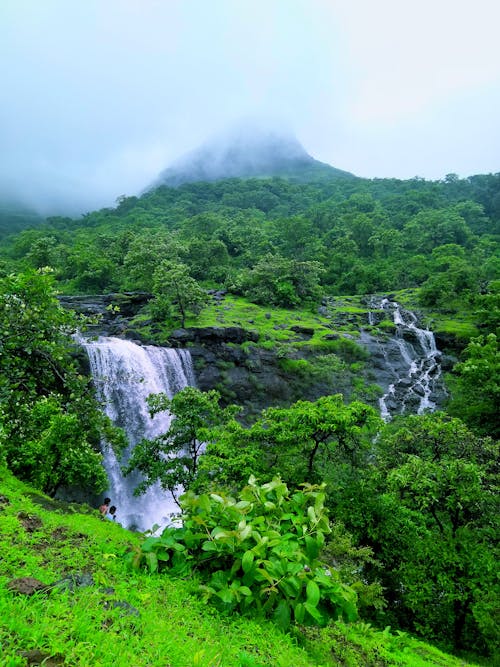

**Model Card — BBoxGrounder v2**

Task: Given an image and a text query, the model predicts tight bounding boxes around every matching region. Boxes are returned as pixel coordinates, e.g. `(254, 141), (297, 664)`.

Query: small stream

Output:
(363, 298), (444, 420)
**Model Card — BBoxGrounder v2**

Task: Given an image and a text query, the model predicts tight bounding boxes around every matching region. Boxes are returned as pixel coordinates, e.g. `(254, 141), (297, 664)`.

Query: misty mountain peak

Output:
(151, 123), (354, 188)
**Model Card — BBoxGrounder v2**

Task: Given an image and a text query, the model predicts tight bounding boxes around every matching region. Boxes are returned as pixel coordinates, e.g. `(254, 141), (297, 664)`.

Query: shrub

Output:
(127, 477), (358, 631)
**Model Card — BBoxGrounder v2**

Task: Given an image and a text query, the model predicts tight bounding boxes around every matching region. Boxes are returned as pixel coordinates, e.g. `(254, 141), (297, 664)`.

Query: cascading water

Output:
(364, 297), (443, 420)
(81, 336), (195, 531)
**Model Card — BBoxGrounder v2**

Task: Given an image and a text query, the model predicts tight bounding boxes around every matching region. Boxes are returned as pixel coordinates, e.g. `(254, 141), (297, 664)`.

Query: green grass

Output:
(188, 295), (334, 343)
(185, 294), (373, 348)
(392, 288), (480, 343)
(0, 469), (484, 667)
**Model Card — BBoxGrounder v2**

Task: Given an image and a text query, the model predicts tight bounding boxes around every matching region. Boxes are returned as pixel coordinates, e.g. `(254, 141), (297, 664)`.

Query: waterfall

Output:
(81, 336), (195, 531)
(366, 298), (443, 420)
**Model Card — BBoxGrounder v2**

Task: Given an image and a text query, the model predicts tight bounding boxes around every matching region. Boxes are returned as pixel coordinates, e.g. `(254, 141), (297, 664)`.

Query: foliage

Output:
(447, 333), (500, 437)
(336, 413), (499, 658)
(0, 470), (479, 667)
(0, 165), (499, 663)
(3, 172), (496, 305)
(124, 387), (238, 503)
(128, 476), (359, 631)
(151, 260), (209, 327)
(202, 395), (380, 489)
(0, 270), (122, 495)
(241, 253), (324, 308)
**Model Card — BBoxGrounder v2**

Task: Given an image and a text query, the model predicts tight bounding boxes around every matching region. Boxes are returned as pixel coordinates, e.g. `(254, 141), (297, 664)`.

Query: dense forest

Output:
(1, 172), (499, 305)
(0, 168), (498, 664)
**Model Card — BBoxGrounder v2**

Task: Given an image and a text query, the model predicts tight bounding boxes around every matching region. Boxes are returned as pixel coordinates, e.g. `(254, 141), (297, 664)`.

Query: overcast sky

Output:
(1, 0), (499, 214)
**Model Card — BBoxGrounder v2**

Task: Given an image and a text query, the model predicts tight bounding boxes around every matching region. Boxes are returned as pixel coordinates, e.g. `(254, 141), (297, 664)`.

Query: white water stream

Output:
(368, 298), (443, 420)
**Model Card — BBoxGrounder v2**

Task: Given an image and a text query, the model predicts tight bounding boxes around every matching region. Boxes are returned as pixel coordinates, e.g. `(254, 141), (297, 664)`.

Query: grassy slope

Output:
(183, 291), (477, 346)
(0, 470), (480, 667)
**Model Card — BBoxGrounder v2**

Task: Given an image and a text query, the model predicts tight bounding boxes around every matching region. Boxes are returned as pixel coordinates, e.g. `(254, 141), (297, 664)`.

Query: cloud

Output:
(329, 0), (500, 122)
(0, 0), (498, 213)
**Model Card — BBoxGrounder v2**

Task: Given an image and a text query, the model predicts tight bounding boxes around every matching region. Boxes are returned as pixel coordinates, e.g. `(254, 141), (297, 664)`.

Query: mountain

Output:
(0, 200), (44, 239)
(149, 125), (355, 188)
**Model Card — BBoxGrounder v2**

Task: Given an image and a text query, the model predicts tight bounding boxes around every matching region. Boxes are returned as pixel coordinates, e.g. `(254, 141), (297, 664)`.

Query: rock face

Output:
(62, 293), (449, 419)
(58, 293), (151, 337)
(166, 326), (307, 414)
(361, 298), (449, 418)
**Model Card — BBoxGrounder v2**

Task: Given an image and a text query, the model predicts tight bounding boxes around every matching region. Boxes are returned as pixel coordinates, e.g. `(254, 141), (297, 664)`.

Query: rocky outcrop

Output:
(58, 293), (151, 337)
(361, 298), (449, 418)
(167, 326), (259, 347)
(164, 327), (307, 413)
(62, 293), (451, 418)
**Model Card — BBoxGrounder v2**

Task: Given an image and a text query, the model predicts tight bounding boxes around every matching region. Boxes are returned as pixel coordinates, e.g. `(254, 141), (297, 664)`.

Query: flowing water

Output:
(81, 336), (195, 531)
(365, 298), (443, 420)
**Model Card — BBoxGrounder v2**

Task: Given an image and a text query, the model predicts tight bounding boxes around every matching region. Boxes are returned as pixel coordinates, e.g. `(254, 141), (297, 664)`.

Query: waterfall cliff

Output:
(81, 336), (195, 531)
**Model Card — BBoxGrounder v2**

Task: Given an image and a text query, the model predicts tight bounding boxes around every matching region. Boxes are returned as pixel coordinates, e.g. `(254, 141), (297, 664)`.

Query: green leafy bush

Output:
(128, 476), (358, 630)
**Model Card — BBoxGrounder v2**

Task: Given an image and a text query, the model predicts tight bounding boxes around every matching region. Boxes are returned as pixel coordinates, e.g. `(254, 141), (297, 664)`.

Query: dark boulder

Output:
(168, 326), (259, 346)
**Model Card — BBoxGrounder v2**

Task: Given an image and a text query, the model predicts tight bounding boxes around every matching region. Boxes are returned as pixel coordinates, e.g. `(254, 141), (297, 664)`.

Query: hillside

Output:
(0, 469), (483, 667)
(0, 149), (498, 665)
(0, 201), (44, 240)
(149, 125), (355, 189)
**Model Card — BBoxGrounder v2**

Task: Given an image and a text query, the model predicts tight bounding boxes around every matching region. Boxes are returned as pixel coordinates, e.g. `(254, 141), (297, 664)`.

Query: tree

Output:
(0, 270), (121, 495)
(202, 395), (380, 490)
(183, 238), (230, 282)
(345, 413), (499, 656)
(258, 396), (379, 484)
(122, 231), (184, 292)
(242, 253), (323, 308)
(447, 333), (499, 437)
(124, 387), (238, 503)
(151, 260), (209, 327)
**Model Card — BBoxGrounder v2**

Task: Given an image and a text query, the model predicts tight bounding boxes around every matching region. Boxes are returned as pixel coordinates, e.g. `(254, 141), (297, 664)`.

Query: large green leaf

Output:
(144, 551), (158, 574)
(273, 600), (291, 631)
(304, 602), (324, 624)
(294, 602), (305, 624)
(306, 580), (320, 607)
(242, 550), (254, 573)
(304, 535), (319, 560)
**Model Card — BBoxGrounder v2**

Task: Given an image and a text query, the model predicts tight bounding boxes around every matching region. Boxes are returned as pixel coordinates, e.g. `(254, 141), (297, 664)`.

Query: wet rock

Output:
(103, 599), (140, 617)
(19, 649), (65, 666)
(50, 572), (95, 592)
(7, 577), (48, 596)
(360, 299), (446, 419)
(168, 326), (258, 346)
(17, 512), (43, 533)
(290, 325), (314, 338)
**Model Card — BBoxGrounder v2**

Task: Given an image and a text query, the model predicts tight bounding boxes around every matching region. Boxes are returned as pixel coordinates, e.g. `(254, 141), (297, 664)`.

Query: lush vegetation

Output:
(124, 387), (498, 661)
(0, 270), (124, 496)
(0, 168), (498, 665)
(0, 469), (485, 666)
(0, 173), (498, 318)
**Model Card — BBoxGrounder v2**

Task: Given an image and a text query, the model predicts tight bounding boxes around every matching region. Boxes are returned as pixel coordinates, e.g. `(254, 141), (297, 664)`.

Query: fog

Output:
(1, 0), (499, 215)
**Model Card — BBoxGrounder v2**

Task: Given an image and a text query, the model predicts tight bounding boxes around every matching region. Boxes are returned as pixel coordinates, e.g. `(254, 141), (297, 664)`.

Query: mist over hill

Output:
(149, 125), (355, 189)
